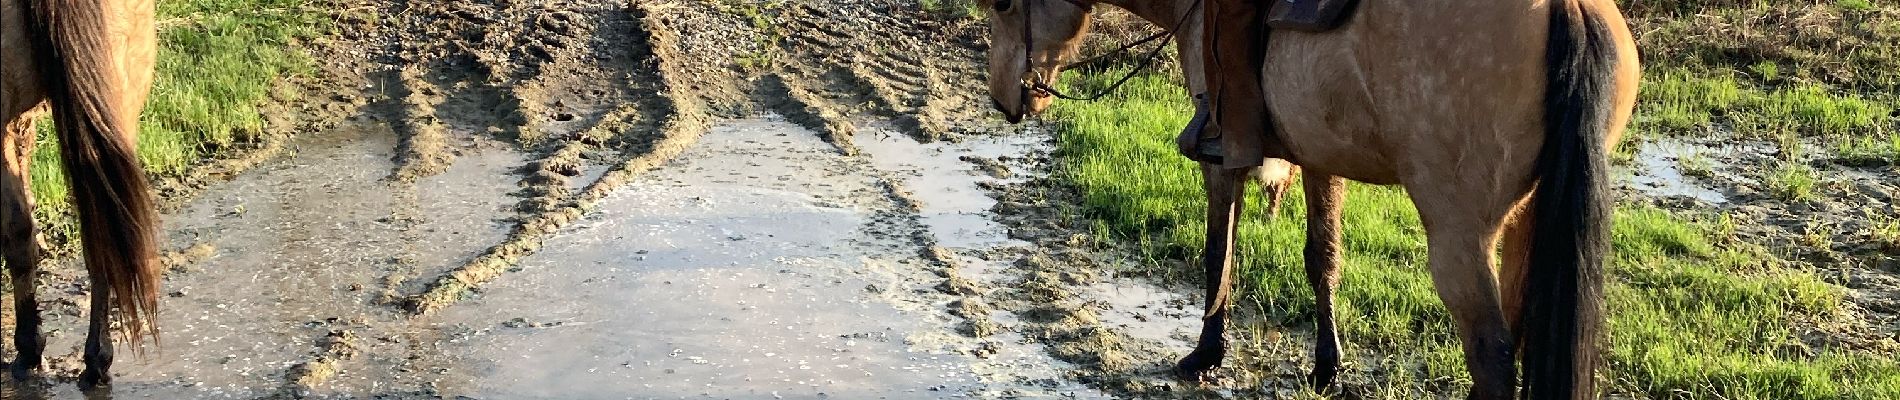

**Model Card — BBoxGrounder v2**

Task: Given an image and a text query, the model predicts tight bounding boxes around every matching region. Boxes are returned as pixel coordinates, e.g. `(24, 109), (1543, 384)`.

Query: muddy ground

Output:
(1620, 135), (1900, 355)
(3, 0), (1897, 399)
(0, 0), (1205, 398)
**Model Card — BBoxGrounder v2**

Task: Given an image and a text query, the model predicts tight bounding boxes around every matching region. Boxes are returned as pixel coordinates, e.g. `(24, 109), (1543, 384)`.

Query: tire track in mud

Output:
(758, 5), (1215, 396)
(754, 7), (1019, 376)
(8, 1), (1214, 397)
(759, 5), (1283, 396)
(383, 1), (1136, 396)
(769, 1), (987, 143)
(48, 0), (730, 395)
(407, 0), (714, 316)
(399, 0), (1005, 319)
(297, 1), (724, 395)
(382, 1), (1175, 397)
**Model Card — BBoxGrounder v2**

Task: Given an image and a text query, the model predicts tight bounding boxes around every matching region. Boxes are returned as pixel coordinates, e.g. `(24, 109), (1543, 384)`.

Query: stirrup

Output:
(1177, 94), (1224, 164)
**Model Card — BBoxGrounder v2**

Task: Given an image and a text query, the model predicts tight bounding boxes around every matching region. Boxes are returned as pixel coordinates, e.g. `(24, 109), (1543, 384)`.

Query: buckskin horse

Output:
(3, 0), (161, 389)
(980, 0), (1638, 398)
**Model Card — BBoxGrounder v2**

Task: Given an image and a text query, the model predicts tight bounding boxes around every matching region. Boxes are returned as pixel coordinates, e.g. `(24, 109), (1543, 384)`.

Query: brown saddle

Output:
(1267, 0), (1362, 32)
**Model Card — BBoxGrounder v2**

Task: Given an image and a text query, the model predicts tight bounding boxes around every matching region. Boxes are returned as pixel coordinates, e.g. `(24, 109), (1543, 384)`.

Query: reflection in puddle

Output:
(1624, 138), (1731, 204)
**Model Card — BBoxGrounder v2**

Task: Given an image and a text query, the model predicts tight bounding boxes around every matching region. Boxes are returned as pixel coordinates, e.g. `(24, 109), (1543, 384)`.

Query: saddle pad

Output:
(1267, 0), (1362, 32)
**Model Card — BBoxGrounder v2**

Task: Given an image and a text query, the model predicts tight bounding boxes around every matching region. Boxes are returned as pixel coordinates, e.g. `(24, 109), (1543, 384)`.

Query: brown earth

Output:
(8, 1), (1889, 399)
(1, 1), (1217, 399)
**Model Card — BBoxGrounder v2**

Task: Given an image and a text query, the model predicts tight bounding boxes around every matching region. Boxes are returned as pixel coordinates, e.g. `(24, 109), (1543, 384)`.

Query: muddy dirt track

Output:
(8, 1), (1896, 399)
(2, 1), (1223, 399)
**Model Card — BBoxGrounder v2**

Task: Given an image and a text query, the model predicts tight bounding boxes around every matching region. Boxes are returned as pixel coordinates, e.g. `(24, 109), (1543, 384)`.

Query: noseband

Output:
(1020, 0), (1205, 102)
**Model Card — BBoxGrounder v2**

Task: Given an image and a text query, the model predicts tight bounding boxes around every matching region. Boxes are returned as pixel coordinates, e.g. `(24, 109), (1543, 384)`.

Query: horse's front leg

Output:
(1303, 174), (1346, 388)
(2, 119), (46, 381)
(1176, 163), (1251, 379)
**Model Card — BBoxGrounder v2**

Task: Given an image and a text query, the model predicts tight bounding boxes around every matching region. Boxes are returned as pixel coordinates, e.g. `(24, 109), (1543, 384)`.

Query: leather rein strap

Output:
(1023, 0), (1205, 101)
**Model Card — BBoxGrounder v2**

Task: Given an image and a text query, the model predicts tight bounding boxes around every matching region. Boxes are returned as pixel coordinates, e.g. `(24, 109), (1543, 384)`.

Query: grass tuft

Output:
(922, 0), (984, 21)
(1832, 132), (1900, 166)
(1765, 161), (1818, 202)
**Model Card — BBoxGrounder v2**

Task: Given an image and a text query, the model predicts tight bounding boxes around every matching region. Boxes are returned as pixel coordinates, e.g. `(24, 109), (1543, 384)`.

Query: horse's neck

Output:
(1094, 0), (1206, 95)
(1095, 0), (1194, 30)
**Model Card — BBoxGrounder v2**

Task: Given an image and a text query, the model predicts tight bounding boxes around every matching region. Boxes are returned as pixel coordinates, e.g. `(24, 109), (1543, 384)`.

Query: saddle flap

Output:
(1267, 0), (1362, 32)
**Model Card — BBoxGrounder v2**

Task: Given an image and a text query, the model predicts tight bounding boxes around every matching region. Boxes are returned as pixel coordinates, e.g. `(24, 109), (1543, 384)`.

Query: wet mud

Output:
(424, 119), (1085, 398)
(12, 0), (1891, 399)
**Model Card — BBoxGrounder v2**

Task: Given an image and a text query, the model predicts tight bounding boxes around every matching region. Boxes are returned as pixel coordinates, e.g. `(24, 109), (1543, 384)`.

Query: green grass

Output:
(1677, 153), (1716, 179)
(1766, 161), (1819, 202)
(1045, 71), (1900, 399)
(921, 0), (984, 21)
(1627, 1), (1899, 174)
(1871, 216), (1900, 252)
(1636, 70), (1891, 139)
(27, 0), (320, 239)
(1638, 69), (1747, 132)
(1832, 132), (1900, 166)
(719, 0), (785, 73)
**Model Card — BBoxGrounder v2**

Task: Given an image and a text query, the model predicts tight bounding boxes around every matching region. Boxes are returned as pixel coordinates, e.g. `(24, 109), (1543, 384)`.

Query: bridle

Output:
(1017, 0), (1205, 102)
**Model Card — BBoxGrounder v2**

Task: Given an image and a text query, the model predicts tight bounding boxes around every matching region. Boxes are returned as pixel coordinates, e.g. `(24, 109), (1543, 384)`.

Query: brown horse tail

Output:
(1521, 0), (1615, 398)
(26, 0), (163, 346)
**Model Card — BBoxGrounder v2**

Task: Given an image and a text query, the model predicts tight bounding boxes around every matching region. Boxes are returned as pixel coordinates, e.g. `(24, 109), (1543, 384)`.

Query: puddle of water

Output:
(17, 118), (528, 399)
(1624, 138), (1731, 204)
(856, 124), (1179, 395)
(856, 129), (1040, 250)
(429, 118), (1001, 398)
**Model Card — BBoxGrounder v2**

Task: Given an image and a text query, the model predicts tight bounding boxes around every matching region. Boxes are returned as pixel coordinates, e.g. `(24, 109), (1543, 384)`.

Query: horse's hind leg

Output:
(1413, 188), (1522, 400)
(1177, 163), (1251, 379)
(1302, 174), (1345, 388)
(1497, 199), (1536, 348)
(2, 119), (46, 380)
(78, 273), (114, 388)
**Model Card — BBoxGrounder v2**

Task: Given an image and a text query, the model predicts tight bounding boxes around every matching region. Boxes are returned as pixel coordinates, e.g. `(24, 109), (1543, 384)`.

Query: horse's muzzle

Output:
(992, 98), (1024, 124)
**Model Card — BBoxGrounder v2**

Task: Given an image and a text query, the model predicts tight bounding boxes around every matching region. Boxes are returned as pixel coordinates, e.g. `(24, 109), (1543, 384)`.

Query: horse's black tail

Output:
(26, 0), (163, 346)
(1522, 0), (1616, 398)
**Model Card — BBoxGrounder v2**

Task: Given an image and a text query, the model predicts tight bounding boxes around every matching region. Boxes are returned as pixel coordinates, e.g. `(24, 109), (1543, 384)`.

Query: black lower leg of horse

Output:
(79, 274), (114, 389)
(7, 252), (45, 381)
(1177, 165), (1249, 378)
(1304, 175), (1346, 388)
(4, 204), (44, 380)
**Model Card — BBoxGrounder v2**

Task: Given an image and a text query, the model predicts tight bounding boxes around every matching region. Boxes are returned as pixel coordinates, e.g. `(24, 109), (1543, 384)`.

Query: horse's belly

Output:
(1264, 0), (1550, 187)
(1270, 101), (1400, 185)
(1264, 45), (1401, 185)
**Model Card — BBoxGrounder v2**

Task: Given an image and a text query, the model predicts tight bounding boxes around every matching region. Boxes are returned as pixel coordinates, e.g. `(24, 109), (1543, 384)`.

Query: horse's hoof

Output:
(78, 368), (111, 391)
(9, 362), (35, 382)
(1174, 347), (1225, 380)
(1306, 365), (1340, 389)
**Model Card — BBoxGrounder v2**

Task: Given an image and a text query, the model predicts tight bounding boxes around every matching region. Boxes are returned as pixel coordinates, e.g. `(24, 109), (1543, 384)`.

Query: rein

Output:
(1022, 0), (1204, 101)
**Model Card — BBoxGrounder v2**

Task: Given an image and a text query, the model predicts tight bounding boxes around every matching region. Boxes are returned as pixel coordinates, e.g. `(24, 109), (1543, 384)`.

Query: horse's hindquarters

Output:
(115, 0), (159, 114)
(0, 0), (155, 124)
